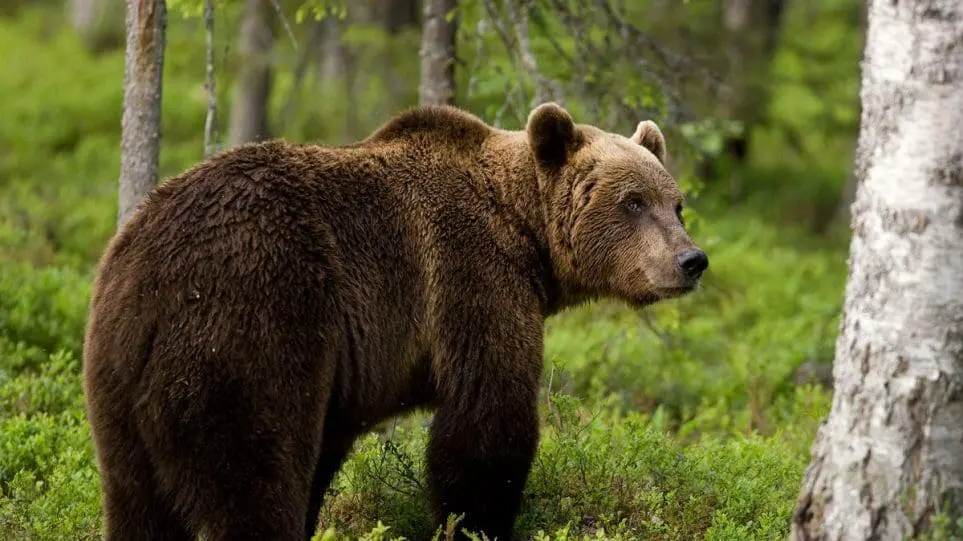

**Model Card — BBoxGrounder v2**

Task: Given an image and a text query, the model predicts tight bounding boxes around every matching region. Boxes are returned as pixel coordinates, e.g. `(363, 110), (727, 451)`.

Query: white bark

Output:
(117, 0), (167, 229)
(792, 1), (963, 539)
(419, 0), (458, 106)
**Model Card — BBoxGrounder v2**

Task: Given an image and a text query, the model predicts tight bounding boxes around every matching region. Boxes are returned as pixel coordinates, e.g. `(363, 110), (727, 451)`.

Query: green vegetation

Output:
(0, 1), (860, 539)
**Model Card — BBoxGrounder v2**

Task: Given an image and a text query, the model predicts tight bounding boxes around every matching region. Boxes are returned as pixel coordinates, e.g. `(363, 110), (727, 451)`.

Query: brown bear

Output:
(83, 102), (708, 541)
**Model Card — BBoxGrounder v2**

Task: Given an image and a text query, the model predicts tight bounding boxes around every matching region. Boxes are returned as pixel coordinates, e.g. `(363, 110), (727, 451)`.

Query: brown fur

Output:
(83, 103), (707, 541)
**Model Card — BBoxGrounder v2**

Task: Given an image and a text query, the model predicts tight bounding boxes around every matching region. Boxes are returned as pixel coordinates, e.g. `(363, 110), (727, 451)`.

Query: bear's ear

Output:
(631, 120), (667, 164)
(527, 102), (579, 169)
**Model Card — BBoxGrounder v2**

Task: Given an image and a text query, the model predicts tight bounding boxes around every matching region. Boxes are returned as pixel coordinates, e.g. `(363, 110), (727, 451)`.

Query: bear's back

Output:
(102, 139), (429, 371)
(94, 116), (529, 408)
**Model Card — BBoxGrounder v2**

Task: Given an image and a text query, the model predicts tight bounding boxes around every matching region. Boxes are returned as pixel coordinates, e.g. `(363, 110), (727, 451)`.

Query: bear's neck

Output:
(480, 132), (570, 315)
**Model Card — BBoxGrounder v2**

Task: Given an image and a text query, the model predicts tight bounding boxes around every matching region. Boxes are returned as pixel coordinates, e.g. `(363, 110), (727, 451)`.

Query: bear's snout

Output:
(676, 247), (709, 280)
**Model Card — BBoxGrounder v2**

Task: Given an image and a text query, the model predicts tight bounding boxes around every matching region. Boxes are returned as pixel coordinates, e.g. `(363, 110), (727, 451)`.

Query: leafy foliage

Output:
(0, 0), (863, 538)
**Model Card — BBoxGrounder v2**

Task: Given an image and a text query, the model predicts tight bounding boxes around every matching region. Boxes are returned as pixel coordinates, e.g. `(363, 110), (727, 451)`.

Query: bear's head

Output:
(526, 102), (708, 308)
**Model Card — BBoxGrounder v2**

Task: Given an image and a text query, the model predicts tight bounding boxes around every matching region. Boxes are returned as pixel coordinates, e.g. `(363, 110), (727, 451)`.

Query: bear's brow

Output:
(577, 159), (599, 176)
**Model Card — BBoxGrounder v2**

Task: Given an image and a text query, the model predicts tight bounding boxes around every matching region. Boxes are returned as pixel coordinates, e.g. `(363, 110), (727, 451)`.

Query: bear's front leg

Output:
(426, 300), (543, 541)
(427, 398), (538, 541)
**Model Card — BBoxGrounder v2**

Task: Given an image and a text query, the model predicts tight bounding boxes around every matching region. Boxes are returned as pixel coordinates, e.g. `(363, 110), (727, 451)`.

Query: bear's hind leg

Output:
(142, 324), (336, 541)
(151, 377), (329, 541)
(91, 415), (192, 541)
(303, 427), (359, 540)
(153, 362), (331, 541)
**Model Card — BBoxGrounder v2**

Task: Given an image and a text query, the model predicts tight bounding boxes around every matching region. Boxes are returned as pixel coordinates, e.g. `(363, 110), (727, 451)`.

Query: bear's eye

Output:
(676, 203), (685, 225)
(624, 198), (646, 215)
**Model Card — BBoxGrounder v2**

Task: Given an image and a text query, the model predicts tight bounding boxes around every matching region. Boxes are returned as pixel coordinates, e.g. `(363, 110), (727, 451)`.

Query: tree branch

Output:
(280, 20), (325, 132)
(506, 0), (563, 105)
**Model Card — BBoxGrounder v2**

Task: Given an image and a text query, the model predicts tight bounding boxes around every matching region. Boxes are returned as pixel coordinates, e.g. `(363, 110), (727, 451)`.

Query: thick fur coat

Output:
(83, 103), (707, 541)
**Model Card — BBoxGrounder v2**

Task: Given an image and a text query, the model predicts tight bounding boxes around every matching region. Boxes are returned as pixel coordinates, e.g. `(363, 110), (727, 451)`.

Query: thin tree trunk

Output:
(320, 16), (347, 84)
(792, 0), (963, 538)
(704, 0), (786, 195)
(698, 0), (786, 189)
(117, 0), (167, 229)
(203, 0), (218, 157)
(507, 0), (562, 106)
(419, 0), (458, 106)
(720, 0), (786, 145)
(325, 6), (362, 140)
(228, 0), (274, 147)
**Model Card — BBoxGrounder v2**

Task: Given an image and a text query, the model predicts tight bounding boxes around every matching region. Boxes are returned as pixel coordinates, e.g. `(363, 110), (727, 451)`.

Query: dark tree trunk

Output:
(702, 0), (787, 195)
(720, 0), (787, 161)
(384, 0), (419, 33)
(320, 16), (347, 83)
(228, 0), (274, 147)
(381, 0), (419, 114)
(325, 3), (367, 140)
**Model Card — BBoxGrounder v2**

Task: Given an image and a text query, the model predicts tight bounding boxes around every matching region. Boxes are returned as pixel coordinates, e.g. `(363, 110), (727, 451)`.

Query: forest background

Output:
(0, 0), (871, 539)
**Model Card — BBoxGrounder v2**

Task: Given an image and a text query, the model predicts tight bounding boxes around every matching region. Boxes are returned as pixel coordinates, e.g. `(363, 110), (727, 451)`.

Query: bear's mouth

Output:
(657, 281), (700, 299)
(629, 270), (700, 306)
(624, 282), (697, 308)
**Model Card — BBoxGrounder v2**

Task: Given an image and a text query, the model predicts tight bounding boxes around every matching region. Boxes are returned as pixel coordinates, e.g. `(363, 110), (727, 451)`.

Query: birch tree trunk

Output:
(792, 1), (963, 538)
(419, 0), (458, 106)
(117, 0), (166, 229)
(228, 0), (274, 146)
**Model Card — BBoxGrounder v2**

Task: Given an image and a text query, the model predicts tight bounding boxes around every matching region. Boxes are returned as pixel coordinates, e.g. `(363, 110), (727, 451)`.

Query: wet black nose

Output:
(677, 248), (709, 279)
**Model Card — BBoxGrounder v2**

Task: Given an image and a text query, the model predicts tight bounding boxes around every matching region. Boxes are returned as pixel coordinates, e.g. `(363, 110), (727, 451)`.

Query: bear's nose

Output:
(677, 248), (709, 279)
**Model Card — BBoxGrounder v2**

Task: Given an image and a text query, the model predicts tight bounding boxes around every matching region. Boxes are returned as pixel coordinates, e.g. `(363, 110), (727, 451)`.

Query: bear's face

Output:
(527, 103), (708, 307)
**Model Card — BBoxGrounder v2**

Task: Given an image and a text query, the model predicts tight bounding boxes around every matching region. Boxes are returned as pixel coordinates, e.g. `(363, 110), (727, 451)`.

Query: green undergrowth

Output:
(0, 3), (854, 540)
(0, 243), (836, 539)
(316, 391), (820, 540)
